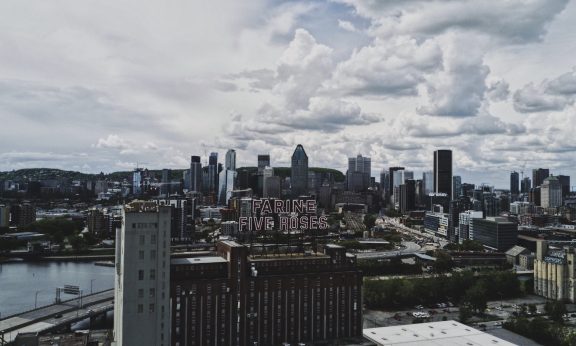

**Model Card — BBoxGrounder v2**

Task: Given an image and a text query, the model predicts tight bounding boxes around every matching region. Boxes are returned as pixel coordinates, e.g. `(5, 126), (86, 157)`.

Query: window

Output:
(149, 303), (155, 313)
(151, 234), (157, 244)
(138, 270), (144, 280)
(150, 288), (155, 298)
(138, 304), (143, 313)
(139, 250), (144, 260)
(151, 250), (156, 260)
(150, 269), (156, 280)
(138, 289), (144, 298)
(139, 235), (145, 245)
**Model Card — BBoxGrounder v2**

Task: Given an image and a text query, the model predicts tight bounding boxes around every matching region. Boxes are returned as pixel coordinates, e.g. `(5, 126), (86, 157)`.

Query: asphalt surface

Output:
(0, 289), (113, 343)
(355, 241), (422, 259)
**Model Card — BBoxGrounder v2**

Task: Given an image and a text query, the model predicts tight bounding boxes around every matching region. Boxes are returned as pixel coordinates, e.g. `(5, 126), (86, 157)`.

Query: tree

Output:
(69, 234), (86, 253)
(545, 300), (567, 324)
(528, 304), (537, 315)
(459, 304), (473, 324)
(432, 251), (454, 273)
(363, 214), (376, 230)
(463, 283), (487, 314)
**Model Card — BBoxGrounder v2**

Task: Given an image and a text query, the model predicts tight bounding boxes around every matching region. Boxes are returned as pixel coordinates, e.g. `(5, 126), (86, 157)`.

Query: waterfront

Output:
(0, 261), (114, 317)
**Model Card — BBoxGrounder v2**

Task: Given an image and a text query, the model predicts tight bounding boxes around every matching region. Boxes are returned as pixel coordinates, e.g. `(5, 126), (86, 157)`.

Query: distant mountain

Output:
(0, 167), (345, 182)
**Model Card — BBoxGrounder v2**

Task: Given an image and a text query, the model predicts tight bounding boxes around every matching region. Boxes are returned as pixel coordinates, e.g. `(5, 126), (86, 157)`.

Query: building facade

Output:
(170, 241), (363, 346)
(469, 217), (517, 252)
(291, 144), (309, 197)
(534, 240), (576, 302)
(434, 150), (453, 200)
(114, 201), (172, 346)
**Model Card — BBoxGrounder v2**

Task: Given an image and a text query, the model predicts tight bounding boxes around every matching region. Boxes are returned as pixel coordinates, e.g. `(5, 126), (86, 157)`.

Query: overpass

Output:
(0, 289), (114, 345)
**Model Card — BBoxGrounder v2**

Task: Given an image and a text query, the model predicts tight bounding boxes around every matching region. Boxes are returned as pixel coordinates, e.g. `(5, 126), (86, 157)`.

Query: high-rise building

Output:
(434, 150), (453, 200)
(161, 169), (171, 196)
(347, 154), (371, 192)
(380, 169), (390, 194)
(207, 152), (219, 194)
(521, 177), (531, 194)
(458, 210), (483, 243)
(190, 156), (203, 192)
(10, 203), (36, 227)
(400, 179), (416, 214)
(453, 176), (462, 199)
(257, 154), (270, 174)
(133, 168), (143, 195)
(218, 150), (237, 206)
(291, 144), (309, 196)
(541, 176), (562, 209)
(114, 201), (171, 346)
(422, 171), (434, 195)
(388, 167), (404, 203)
(469, 217), (517, 251)
(510, 171), (519, 195)
(558, 175), (571, 198)
(532, 168), (550, 188)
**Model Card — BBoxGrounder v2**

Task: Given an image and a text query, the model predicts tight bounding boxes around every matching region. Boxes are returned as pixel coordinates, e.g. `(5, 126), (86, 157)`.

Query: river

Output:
(0, 261), (114, 317)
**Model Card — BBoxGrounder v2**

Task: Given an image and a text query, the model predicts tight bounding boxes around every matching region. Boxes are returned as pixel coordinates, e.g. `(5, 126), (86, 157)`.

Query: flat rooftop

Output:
(171, 257), (228, 265)
(363, 320), (516, 346)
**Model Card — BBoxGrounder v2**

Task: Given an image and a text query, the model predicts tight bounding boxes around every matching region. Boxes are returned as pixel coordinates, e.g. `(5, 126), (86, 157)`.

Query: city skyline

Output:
(1, 0), (576, 188)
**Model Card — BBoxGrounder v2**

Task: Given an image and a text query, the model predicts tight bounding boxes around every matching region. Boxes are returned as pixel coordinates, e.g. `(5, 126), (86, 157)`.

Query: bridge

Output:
(0, 289), (114, 345)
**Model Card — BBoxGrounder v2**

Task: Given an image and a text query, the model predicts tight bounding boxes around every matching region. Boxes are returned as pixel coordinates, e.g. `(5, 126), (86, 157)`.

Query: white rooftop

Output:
(363, 321), (517, 346)
(171, 257), (227, 265)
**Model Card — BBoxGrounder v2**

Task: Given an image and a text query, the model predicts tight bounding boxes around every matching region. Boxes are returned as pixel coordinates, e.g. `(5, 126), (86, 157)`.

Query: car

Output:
(54, 313), (63, 318)
(495, 306), (503, 311)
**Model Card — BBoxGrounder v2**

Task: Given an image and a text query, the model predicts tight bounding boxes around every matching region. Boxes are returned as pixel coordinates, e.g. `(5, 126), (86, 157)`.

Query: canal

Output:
(0, 261), (114, 317)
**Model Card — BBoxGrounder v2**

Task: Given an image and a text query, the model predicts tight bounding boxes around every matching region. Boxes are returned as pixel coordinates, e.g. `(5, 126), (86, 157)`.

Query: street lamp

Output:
(34, 290), (42, 309)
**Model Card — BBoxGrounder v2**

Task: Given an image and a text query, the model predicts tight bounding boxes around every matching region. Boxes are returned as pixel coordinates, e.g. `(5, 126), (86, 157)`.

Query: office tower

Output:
(171, 241), (363, 345)
(461, 183), (475, 198)
(422, 171), (434, 195)
(434, 150), (453, 200)
(262, 167), (280, 198)
(226, 149), (237, 171)
(458, 210), (483, 243)
(347, 154), (371, 192)
(218, 149), (237, 206)
(161, 169), (171, 196)
(453, 176), (462, 199)
(257, 154), (270, 174)
(510, 171), (519, 195)
(380, 169), (389, 192)
(114, 201), (171, 346)
(206, 152), (219, 194)
(190, 156), (203, 192)
(469, 217), (517, 251)
(521, 177), (531, 194)
(388, 167), (404, 202)
(133, 168), (143, 195)
(541, 176), (562, 208)
(291, 144), (309, 196)
(87, 208), (105, 236)
(532, 168), (550, 188)
(558, 175), (571, 198)
(400, 179), (416, 214)
(448, 196), (473, 243)
(529, 187), (541, 206)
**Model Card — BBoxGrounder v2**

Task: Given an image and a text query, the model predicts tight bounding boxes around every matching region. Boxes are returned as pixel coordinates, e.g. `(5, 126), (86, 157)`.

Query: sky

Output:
(1, 0), (576, 188)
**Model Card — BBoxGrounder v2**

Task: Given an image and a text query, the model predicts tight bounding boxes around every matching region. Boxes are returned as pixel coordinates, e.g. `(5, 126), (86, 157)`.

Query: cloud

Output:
(338, 19), (358, 32)
(513, 69), (576, 113)
(324, 36), (442, 97)
(487, 79), (510, 102)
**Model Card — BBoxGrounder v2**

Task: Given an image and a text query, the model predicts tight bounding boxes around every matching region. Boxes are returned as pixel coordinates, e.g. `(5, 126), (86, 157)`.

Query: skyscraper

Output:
(510, 171), (519, 195)
(218, 149), (237, 205)
(558, 175), (571, 198)
(291, 144), (309, 196)
(453, 176), (462, 199)
(347, 154), (371, 192)
(160, 169), (171, 196)
(207, 152), (219, 194)
(257, 154), (270, 174)
(521, 177), (531, 194)
(189, 156), (202, 192)
(133, 168), (143, 195)
(541, 176), (562, 208)
(114, 201), (171, 346)
(434, 149), (453, 200)
(388, 167), (404, 205)
(532, 168), (550, 188)
(423, 171), (434, 195)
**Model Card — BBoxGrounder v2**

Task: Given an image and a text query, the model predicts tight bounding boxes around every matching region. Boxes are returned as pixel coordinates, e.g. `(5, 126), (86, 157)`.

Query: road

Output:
(355, 241), (422, 259)
(382, 217), (449, 248)
(0, 290), (113, 344)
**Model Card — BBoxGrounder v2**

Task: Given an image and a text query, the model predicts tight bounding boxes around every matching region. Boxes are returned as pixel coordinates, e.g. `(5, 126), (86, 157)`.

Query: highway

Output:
(382, 217), (449, 248)
(355, 241), (422, 259)
(0, 290), (113, 344)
